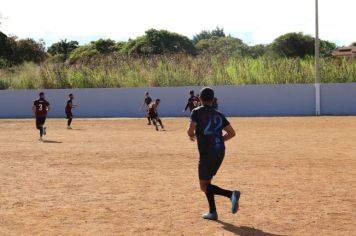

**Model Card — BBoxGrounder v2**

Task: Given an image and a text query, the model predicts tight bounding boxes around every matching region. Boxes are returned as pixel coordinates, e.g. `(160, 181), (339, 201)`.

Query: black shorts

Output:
(199, 151), (225, 180)
(148, 112), (158, 119)
(36, 116), (46, 129)
(66, 112), (73, 119)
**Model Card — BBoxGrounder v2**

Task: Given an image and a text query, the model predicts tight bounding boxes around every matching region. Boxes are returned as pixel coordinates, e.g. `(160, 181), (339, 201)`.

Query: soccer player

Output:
(147, 99), (164, 131)
(139, 91), (153, 125)
(183, 90), (200, 112)
(212, 97), (218, 109)
(65, 93), (78, 129)
(32, 92), (51, 141)
(187, 87), (240, 221)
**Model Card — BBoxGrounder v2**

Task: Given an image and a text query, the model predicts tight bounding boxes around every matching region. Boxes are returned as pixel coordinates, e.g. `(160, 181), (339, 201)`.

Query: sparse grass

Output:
(0, 55), (355, 89)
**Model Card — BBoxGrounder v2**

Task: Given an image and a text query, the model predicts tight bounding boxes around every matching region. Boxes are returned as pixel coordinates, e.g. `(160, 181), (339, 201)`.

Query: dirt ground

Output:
(0, 117), (355, 236)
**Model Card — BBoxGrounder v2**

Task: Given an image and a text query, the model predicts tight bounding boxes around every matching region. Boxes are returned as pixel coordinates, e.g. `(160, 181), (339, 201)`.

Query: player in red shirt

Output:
(65, 93), (78, 129)
(147, 99), (164, 131)
(183, 90), (200, 113)
(32, 92), (51, 141)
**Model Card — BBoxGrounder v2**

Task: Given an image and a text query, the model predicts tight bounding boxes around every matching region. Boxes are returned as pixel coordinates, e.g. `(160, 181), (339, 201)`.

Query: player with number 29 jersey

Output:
(190, 106), (230, 154)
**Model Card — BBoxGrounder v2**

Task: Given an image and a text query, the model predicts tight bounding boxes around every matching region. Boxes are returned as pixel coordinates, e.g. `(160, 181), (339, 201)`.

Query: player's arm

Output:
(139, 102), (145, 112)
(47, 105), (51, 112)
(183, 102), (189, 112)
(32, 105), (36, 115)
(70, 102), (78, 108)
(223, 124), (236, 142)
(187, 121), (197, 141)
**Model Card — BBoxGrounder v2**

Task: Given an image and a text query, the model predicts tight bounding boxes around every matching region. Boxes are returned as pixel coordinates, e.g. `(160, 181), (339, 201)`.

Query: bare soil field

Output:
(0, 117), (355, 236)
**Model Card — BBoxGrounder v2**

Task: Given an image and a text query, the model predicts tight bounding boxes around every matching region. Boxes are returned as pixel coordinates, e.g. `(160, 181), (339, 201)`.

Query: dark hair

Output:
(39, 92), (44, 96)
(145, 91), (149, 95)
(156, 98), (161, 102)
(189, 90), (194, 94)
(69, 93), (73, 97)
(200, 87), (214, 102)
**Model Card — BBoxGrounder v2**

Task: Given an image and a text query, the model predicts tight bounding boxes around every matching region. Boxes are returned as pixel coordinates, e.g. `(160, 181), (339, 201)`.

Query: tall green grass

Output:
(0, 55), (355, 89)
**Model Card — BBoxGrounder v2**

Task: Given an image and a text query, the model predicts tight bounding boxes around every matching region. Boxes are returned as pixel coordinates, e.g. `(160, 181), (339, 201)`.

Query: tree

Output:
(91, 39), (116, 54)
(195, 36), (248, 56)
(193, 26), (226, 44)
(248, 44), (268, 58)
(121, 29), (196, 56)
(48, 39), (79, 61)
(15, 38), (47, 63)
(271, 32), (336, 58)
(351, 42), (356, 46)
(68, 45), (99, 64)
(0, 31), (8, 57)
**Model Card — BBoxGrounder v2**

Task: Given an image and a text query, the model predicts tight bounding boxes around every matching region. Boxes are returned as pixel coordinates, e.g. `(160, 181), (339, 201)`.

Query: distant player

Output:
(32, 92), (51, 141)
(187, 87), (239, 220)
(183, 90), (200, 112)
(212, 97), (218, 109)
(139, 91), (153, 125)
(148, 99), (164, 131)
(65, 93), (78, 129)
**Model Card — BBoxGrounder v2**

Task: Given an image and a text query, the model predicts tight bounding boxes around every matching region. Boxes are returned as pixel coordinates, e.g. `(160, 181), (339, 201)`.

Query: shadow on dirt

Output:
(42, 140), (62, 144)
(216, 220), (284, 236)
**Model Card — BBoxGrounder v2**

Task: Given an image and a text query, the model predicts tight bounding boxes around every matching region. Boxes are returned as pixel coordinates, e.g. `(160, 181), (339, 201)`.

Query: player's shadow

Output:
(43, 140), (62, 144)
(216, 220), (284, 236)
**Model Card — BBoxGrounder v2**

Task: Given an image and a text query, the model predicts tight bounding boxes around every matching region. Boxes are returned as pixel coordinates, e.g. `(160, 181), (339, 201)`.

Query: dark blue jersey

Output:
(191, 105), (230, 154)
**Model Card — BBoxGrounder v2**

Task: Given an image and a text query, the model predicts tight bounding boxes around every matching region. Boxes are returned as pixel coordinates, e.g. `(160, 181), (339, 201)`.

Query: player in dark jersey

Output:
(65, 93), (78, 129)
(183, 90), (200, 113)
(32, 92), (51, 141)
(187, 87), (239, 221)
(212, 97), (218, 109)
(139, 91), (153, 125)
(147, 99), (164, 131)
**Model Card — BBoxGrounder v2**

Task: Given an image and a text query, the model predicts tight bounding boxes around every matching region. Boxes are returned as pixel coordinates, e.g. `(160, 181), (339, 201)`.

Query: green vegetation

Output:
(1, 55), (355, 89)
(0, 27), (355, 89)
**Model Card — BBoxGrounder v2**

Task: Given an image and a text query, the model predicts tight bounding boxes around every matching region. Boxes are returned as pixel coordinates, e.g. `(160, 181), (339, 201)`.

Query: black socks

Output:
(39, 126), (44, 137)
(157, 119), (163, 128)
(205, 189), (216, 213)
(209, 184), (233, 198)
(205, 184), (233, 213)
(68, 118), (72, 126)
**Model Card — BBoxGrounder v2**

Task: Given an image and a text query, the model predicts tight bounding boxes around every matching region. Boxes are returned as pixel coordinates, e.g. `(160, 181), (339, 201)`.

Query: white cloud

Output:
(1, 0), (355, 46)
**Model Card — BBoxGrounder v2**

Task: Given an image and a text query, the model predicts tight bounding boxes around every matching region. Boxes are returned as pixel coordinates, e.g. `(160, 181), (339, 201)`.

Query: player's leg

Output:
(146, 110), (151, 125)
(156, 118), (164, 129)
(36, 117), (45, 139)
(150, 113), (158, 131)
(35, 117), (41, 139)
(68, 118), (72, 127)
(199, 158), (218, 220)
(67, 113), (73, 129)
(208, 152), (240, 214)
(42, 117), (47, 136)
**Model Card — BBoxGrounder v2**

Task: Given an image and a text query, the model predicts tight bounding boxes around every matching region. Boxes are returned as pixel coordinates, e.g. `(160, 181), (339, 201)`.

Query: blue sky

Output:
(1, 0), (355, 47)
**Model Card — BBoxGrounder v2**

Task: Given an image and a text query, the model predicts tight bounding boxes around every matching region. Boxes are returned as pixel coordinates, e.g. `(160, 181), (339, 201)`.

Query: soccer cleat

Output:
(39, 137), (43, 142)
(67, 126), (72, 129)
(202, 211), (218, 220)
(43, 127), (46, 136)
(155, 126), (159, 131)
(231, 190), (241, 214)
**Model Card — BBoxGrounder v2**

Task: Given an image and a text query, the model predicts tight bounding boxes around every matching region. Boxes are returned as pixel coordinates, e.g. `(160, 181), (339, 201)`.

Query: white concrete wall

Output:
(0, 83), (354, 118)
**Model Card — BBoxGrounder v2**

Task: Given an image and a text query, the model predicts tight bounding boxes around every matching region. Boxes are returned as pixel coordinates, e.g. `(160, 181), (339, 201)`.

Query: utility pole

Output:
(315, 0), (321, 116)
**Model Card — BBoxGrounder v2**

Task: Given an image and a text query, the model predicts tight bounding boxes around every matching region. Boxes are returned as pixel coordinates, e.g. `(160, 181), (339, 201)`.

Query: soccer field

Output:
(0, 117), (355, 235)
